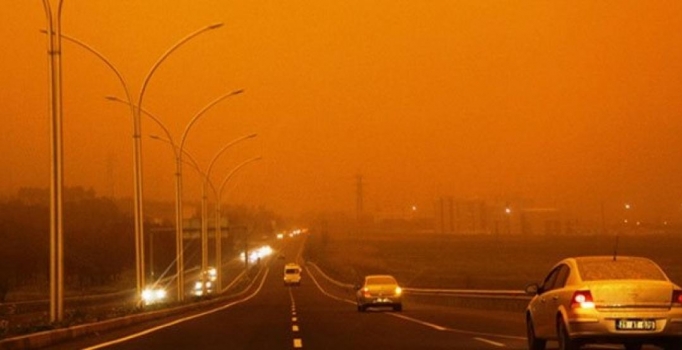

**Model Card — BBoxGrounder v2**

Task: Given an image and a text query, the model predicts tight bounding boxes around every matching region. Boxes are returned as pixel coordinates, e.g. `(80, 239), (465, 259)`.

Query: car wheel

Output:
(393, 304), (402, 312)
(557, 319), (578, 350)
(526, 316), (546, 350)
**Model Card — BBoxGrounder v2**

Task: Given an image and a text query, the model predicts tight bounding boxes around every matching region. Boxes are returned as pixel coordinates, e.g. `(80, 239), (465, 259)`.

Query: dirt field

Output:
(305, 230), (682, 291)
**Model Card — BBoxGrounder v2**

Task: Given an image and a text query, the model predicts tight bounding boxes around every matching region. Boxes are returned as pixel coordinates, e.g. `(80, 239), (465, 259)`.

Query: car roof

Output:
(365, 275), (397, 282)
(561, 256), (668, 281)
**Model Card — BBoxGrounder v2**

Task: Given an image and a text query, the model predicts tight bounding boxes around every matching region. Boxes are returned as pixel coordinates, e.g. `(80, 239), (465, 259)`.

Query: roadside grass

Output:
(306, 231), (682, 291)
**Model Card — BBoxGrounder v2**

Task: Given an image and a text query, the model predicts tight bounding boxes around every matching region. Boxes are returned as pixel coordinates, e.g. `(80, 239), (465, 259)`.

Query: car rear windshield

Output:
(285, 268), (299, 274)
(367, 276), (396, 285)
(577, 258), (667, 281)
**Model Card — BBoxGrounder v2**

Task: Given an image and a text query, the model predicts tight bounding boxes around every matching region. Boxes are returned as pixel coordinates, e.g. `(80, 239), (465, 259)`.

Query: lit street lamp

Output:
(505, 205), (512, 235)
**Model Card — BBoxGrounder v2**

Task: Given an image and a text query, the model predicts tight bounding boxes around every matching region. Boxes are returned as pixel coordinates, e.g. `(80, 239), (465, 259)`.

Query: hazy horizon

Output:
(3, 1), (681, 223)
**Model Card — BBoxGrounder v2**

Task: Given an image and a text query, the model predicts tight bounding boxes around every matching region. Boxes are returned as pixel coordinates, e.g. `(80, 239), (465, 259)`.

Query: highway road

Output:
(38, 236), (544, 349)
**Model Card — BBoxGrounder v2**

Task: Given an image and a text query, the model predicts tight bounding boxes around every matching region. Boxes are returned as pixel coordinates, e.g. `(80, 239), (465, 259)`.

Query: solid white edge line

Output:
(83, 268), (270, 350)
(474, 337), (506, 347)
(307, 264), (527, 343)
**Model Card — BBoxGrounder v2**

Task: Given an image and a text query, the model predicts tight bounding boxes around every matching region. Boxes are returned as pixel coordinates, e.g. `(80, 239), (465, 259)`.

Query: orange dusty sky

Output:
(1, 1), (682, 221)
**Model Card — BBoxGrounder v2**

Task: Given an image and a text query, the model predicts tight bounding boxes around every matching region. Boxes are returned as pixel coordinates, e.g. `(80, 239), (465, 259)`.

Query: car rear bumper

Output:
(568, 314), (682, 338)
(358, 296), (402, 307)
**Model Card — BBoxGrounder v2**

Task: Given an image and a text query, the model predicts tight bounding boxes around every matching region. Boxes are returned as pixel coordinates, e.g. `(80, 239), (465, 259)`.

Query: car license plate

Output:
(616, 319), (656, 330)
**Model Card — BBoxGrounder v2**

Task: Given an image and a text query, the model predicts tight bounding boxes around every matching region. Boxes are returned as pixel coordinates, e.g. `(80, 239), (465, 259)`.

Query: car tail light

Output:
(363, 287), (371, 298)
(394, 286), (402, 296)
(673, 290), (682, 306)
(571, 290), (595, 309)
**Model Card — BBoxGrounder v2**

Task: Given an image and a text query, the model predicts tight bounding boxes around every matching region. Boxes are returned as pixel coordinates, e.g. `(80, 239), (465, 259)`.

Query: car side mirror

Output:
(354, 284), (361, 291)
(525, 283), (541, 296)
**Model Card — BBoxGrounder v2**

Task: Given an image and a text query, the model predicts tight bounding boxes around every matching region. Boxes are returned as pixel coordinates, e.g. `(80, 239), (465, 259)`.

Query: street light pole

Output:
(505, 205), (512, 235)
(55, 23), (222, 301)
(202, 133), (257, 291)
(53, 32), (144, 298)
(135, 22), (224, 301)
(119, 89), (242, 301)
(150, 133), (256, 295)
(216, 156), (262, 290)
(42, 0), (65, 323)
(174, 89), (244, 300)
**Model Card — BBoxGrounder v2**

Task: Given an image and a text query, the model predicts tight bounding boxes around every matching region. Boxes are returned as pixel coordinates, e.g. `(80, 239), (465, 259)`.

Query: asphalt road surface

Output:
(43, 236), (655, 350)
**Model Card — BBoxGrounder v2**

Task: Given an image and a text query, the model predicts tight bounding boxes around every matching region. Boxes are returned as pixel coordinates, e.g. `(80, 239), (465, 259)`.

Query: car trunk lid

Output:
(587, 281), (673, 310)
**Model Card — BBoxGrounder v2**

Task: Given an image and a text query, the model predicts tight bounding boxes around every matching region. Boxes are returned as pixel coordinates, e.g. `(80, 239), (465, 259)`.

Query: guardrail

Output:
(0, 263), (259, 349)
(306, 262), (531, 312)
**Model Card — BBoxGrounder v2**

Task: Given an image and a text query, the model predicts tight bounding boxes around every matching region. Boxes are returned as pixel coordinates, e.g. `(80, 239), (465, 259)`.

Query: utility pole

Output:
(355, 174), (364, 224)
(356, 174), (363, 235)
(449, 197), (454, 234)
(440, 197), (445, 235)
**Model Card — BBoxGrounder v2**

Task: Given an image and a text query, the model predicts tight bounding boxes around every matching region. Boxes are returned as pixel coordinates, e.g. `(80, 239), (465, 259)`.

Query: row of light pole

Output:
(41, 2), (258, 320)
(152, 136), (261, 296)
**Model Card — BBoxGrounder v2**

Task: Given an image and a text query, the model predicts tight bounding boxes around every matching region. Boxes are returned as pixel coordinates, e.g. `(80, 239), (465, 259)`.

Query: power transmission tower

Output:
(356, 174), (364, 235)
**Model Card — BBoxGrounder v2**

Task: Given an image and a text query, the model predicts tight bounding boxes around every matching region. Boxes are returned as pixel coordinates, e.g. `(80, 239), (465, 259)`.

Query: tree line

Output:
(0, 187), (135, 302)
(0, 187), (284, 302)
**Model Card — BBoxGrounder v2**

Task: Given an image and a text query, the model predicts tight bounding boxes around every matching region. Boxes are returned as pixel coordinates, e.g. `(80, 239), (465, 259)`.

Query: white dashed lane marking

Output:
(289, 285), (303, 348)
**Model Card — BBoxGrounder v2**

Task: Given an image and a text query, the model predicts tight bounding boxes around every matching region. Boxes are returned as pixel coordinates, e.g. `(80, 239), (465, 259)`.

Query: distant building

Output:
(433, 197), (489, 234)
(520, 208), (562, 235)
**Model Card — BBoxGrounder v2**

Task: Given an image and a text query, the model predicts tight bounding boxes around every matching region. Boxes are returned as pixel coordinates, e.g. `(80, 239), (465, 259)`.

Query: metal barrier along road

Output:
(306, 262), (531, 312)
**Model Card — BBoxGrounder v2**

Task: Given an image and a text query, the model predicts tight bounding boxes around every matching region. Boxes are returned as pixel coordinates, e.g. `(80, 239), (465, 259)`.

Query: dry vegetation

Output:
(306, 230), (682, 291)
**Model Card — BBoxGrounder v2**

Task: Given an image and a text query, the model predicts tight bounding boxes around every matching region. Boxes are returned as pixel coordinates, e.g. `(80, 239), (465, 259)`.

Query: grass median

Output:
(304, 229), (682, 291)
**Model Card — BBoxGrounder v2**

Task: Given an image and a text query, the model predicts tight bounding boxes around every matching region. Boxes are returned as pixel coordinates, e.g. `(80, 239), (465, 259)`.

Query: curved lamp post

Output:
(201, 134), (257, 292)
(50, 32), (142, 299)
(47, 23), (223, 302)
(42, 0), (65, 323)
(111, 89), (243, 301)
(215, 156), (262, 289)
(151, 133), (257, 294)
(132, 22), (224, 300)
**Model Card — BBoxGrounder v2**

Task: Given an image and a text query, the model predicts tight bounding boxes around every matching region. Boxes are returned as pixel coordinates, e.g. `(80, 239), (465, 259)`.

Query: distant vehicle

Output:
(283, 263), (302, 286)
(355, 274), (403, 312)
(525, 256), (682, 350)
(191, 266), (217, 297)
(204, 266), (217, 282)
(141, 286), (167, 306)
(191, 280), (214, 297)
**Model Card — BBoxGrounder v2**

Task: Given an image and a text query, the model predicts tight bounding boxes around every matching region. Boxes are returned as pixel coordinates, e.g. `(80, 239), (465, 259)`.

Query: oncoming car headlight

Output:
(141, 287), (167, 305)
